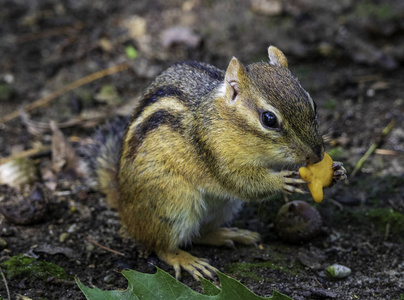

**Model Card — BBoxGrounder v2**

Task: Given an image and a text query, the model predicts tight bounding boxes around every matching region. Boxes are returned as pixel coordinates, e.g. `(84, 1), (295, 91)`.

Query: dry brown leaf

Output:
(50, 120), (78, 173)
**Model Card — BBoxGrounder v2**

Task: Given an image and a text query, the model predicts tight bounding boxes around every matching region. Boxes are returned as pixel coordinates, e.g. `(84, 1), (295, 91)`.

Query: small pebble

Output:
(86, 243), (95, 252)
(326, 264), (351, 279)
(103, 274), (116, 284)
(59, 233), (70, 243)
(161, 26), (201, 48)
(251, 0), (282, 16)
(67, 223), (78, 233)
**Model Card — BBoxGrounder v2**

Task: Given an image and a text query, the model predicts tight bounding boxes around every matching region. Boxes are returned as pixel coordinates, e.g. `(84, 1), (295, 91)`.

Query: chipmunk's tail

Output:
(78, 117), (129, 208)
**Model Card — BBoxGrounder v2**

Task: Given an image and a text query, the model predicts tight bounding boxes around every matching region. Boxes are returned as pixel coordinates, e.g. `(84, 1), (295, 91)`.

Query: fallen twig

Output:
(0, 146), (52, 165)
(84, 235), (125, 257)
(374, 149), (400, 156)
(352, 74), (382, 83)
(351, 120), (395, 177)
(384, 223), (390, 241)
(18, 107), (114, 141)
(15, 22), (84, 44)
(0, 266), (11, 300)
(0, 62), (129, 124)
(0, 134), (84, 165)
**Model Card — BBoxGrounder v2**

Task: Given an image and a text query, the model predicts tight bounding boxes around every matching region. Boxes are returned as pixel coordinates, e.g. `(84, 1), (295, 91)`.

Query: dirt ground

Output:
(1, 0), (404, 299)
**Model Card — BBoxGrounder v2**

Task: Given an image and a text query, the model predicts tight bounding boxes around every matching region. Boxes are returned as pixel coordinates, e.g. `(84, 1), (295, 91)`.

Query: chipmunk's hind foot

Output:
(157, 249), (217, 280)
(197, 227), (261, 248)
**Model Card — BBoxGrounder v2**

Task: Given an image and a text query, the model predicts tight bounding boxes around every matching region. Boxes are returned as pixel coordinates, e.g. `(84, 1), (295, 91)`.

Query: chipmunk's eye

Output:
(261, 111), (278, 129)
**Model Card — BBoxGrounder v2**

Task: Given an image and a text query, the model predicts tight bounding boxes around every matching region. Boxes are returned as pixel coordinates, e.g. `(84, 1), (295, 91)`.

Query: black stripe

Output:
(125, 110), (183, 160)
(131, 86), (186, 122)
(188, 123), (227, 185)
(180, 61), (224, 81)
(138, 110), (182, 137)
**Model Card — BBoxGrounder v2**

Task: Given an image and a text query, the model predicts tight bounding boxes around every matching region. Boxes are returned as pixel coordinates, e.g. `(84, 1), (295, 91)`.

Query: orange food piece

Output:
(299, 153), (334, 203)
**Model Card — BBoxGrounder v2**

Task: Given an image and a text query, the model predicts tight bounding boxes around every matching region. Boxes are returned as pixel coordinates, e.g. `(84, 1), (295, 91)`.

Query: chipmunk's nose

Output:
(306, 145), (324, 164)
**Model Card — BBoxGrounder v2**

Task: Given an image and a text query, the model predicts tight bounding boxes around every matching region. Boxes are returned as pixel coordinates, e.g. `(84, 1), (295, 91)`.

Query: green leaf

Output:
(77, 267), (292, 300)
(125, 45), (138, 60)
(122, 267), (204, 299)
(200, 277), (221, 296)
(76, 279), (135, 300)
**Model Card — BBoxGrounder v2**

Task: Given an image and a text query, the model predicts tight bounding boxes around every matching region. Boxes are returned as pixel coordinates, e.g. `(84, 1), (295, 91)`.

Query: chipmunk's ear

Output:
(268, 46), (288, 68)
(225, 57), (246, 105)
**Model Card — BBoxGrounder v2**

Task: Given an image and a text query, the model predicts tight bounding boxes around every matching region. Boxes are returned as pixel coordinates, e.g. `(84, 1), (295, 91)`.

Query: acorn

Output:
(275, 200), (322, 243)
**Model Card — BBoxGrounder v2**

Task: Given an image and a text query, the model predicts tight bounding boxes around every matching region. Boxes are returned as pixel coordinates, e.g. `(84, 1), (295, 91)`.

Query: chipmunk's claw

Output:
(331, 161), (347, 184)
(282, 170), (308, 194)
(157, 249), (217, 281)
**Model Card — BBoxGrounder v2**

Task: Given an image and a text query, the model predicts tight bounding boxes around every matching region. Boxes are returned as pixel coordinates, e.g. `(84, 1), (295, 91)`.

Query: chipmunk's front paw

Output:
(157, 249), (217, 280)
(332, 161), (347, 183)
(281, 170), (308, 194)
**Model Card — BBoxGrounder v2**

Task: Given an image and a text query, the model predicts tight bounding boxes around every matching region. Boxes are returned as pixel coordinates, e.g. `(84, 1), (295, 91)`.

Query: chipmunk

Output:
(81, 46), (346, 280)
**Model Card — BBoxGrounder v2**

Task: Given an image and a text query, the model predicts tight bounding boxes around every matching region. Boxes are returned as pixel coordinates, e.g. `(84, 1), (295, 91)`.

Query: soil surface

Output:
(1, 1), (404, 299)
